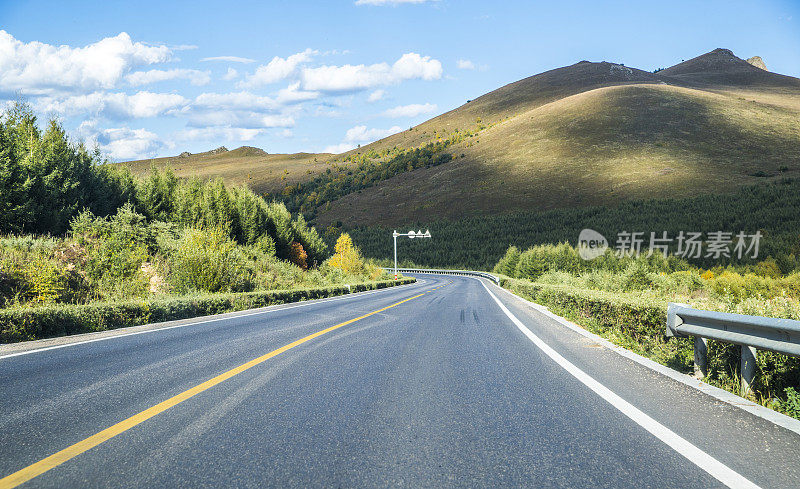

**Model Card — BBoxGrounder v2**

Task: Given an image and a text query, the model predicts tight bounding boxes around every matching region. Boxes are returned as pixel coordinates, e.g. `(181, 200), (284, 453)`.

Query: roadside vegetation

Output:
(347, 177), (800, 272)
(0, 103), (399, 342)
(492, 243), (800, 418)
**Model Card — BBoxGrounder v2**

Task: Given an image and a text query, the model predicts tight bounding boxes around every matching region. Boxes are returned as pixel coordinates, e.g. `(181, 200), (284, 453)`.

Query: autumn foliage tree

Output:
(327, 233), (363, 274)
(288, 242), (308, 270)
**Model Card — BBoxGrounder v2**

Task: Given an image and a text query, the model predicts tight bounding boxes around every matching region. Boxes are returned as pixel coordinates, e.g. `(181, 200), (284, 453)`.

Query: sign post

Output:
(393, 229), (431, 280)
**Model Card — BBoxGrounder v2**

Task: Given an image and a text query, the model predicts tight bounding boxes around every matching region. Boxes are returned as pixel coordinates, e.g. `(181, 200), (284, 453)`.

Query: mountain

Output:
(312, 48), (800, 226)
(119, 48), (800, 228)
(123, 146), (332, 194)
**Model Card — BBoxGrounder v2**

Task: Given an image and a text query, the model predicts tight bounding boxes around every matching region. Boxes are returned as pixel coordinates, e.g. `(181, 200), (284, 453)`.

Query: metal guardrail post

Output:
(741, 346), (757, 396)
(694, 337), (708, 379)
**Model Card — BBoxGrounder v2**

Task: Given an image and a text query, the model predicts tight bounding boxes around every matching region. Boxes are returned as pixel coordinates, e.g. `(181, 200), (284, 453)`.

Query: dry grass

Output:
(317, 83), (800, 226)
(121, 147), (333, 195)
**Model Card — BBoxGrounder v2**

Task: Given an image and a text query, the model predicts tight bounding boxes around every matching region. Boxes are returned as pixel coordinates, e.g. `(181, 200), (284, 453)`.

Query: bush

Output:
(169, 226), (252, 293)
(493, 245), (521, 277)
(72, 205), (151, 300)
(0, 278), (415, 343)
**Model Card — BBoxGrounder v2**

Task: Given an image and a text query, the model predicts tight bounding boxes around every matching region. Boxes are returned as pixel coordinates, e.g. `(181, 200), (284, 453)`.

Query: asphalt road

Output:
(1, 274), (799, 488)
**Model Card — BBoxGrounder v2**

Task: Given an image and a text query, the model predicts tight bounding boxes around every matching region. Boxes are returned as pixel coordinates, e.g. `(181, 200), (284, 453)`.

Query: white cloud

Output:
(323, 142), (357, 154)
(186, 110), (295, 129)
(193, 91), (278, 111)
(126, 68), (211, 86)
(223, 67), (239, 80)
(174, 126), (265, 143)
(275, 82), (319, 104)
(367, 89), (386, 102)
(345, 125), (403, 142)
(301, 52), (442, 92)
(37, 91), (188, 119)
(382, 103), (437, 118)
(323, 124), (402, 154)
(200, 56), (256, 63)
(187, 91), (296, 129)
(0, 30), (172, 95)
(457, 59), (475, 70)
(239, 48), (316, 88)
(355, 0), (433, 5)
(78, 122), (163, 160)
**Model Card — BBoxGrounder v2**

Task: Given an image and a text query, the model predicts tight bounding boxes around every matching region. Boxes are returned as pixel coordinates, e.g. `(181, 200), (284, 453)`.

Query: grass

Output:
(316, 82), (800, 227)
(120, 146), (333, 195)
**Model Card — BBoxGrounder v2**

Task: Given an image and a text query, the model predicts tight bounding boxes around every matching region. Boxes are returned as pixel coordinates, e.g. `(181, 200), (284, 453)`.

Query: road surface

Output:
(1, 274), (798, 488)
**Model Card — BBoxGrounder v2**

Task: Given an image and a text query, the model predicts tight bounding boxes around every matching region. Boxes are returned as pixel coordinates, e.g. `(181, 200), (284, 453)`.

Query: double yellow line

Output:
(0, 285), (443, 488)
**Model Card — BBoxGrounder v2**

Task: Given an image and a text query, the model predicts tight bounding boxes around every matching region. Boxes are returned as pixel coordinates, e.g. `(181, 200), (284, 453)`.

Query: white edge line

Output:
(0, 280), (425, 360)
(488, 281), (800, 437)
(480, 281), (760, 489)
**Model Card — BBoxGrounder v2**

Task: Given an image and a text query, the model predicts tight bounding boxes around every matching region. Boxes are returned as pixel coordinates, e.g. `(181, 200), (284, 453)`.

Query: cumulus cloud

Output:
(187, 111), (294, 129)
(457, 59), (475, 70)
(239, 48), (316, 88)
(126, 68), (211, 86)
(193, 91), (279, 111)
(78, 121), (163, 160)
(367, 89), (386, 102)
(186, 90), (297, 129)
(323, 124), (402, 154)
(323, 142), (358, 154)
(382, 102), (437, 118)
(37, 91), (188, 119)
(345, 125), (402, 142)
(355, 0), (433, 5)
(301, 52), (441, 92)
(0, 30), (172, 95)
(200, 56), (256, 63)
(275, 82), (319, 104)
(174, 126), (265, 143)
(222, 67), (239, 80)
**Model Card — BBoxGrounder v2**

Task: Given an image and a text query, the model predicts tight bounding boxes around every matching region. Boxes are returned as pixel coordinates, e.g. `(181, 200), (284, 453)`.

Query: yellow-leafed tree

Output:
(328, 233), (363, 274)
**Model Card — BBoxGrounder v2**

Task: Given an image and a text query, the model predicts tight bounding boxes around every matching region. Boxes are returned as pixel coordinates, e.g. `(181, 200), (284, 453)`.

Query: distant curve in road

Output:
(1, 274), (798, 488)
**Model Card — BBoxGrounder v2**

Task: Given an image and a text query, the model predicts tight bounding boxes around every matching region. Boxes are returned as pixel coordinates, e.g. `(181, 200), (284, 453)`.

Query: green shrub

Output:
(783, 387), (800, 418)
(493, 245), (521, 277)
(169, 226), (252, 293)
(72, 205), (152, 300)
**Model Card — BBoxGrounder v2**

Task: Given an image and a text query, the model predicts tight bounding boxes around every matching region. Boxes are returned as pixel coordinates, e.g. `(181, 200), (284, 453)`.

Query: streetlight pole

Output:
(392, 229), (431, 280)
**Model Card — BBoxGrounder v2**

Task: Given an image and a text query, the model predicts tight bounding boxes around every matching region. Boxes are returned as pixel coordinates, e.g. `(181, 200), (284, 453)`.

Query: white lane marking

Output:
(480, 281), (761, 489)
(0, 281), (426, 360)
(490, 283), (800, 437)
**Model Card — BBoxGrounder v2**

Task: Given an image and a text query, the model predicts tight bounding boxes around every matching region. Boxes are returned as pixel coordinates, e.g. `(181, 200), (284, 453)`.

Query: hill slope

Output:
(122, 146), (332, 195)
(120, 48), (800, 228)
(312, 49), (800, 226)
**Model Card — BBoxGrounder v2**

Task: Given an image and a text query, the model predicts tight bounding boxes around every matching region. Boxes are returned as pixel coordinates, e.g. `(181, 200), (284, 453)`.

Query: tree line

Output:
(0, 102), (327, 266)
(346, 178), (800, 272)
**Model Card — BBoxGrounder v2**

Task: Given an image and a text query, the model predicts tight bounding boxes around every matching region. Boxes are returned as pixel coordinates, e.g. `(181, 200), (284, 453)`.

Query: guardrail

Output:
(392, 268), (501, 285)
(666, 302), (800, 394)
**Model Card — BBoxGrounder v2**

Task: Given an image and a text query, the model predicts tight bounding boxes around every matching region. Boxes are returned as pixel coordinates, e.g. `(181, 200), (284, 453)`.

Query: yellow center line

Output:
(0, 287), (438, 489)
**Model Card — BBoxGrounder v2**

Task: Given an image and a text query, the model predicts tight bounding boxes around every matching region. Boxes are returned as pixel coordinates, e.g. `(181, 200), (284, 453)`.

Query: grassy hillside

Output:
(123, 146), (332, 195)
(119, 48), (800, 231)
(317, 81), (800, 226)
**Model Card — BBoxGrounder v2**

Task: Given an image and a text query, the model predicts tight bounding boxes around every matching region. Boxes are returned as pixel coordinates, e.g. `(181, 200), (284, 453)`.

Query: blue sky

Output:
(1, 0), (798, 161)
